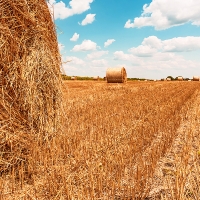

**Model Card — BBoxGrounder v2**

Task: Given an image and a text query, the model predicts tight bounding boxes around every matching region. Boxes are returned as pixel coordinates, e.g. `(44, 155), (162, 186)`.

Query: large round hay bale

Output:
(106, 67), (127, 83)
(193, 76), (199, 81)
(0, 0), (62, 171)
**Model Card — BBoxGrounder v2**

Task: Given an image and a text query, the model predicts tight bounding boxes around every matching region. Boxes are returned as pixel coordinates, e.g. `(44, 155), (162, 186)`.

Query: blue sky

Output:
(48, 0), (200, 79)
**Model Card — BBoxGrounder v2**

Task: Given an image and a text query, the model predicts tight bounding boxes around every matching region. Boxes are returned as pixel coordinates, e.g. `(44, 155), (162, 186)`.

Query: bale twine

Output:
(0, 0), (62, 172)
(93, 76), (99, 81)
(177, 76), (183, 81)
(193, 76), (199, 81)
(106, 67), (127, 83)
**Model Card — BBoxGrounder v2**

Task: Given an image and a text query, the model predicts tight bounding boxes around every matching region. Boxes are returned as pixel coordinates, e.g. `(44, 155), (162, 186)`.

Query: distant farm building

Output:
(177, 76), (183, 81)
(93, 76), (99, 81)
(71, 76), (77, 80)
(193, 76), (199, 81)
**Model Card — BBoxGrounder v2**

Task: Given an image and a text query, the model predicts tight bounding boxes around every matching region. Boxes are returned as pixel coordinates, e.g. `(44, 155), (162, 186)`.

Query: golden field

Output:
(1, 81), (200, 199)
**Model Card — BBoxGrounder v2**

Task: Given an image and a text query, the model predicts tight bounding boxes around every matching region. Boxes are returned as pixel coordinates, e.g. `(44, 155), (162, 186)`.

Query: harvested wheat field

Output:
(1, 80), (200, 200)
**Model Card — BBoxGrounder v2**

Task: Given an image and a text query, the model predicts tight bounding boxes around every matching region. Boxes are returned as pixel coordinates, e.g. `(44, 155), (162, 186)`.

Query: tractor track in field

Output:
(147, 90), (200, 200)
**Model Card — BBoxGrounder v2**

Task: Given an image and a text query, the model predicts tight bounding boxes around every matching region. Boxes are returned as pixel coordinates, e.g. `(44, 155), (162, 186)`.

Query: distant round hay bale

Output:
(166, 78), (171, 81)
(93, 76), (99, 81)
(106, 67), (127, 83)
(103, 77), (107, 81)
(193, 76), (199, 81)
(0, 0), (62, 171)
(161, 78), (164, 81)
(177, 76), (183, 81)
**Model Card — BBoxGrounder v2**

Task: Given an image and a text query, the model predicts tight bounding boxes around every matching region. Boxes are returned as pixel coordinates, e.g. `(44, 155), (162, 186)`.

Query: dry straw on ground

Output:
(106, 67), (127, 83)
(0, 0), (62, 173)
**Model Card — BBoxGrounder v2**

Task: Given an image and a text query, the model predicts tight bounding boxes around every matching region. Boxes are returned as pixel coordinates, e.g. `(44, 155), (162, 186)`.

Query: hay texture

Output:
(0, 70), (2, 87)
(106, 67), (127, 83)
(193, 76), (199, 81)
(0, 0), (62, 172)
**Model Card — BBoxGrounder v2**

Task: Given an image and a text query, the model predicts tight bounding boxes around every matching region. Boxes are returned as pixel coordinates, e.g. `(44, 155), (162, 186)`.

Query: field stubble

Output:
(1, 81), (200, 199)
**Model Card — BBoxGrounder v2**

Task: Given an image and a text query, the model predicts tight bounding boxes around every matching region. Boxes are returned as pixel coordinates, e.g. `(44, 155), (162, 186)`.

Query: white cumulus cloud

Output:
(128, 36), (200, 57)
(141, 36), (163, 49)
(70, 33), (79, 42)
(162, 36), (200, 52)
(113, 51), (142, 65)
(65, 56), (86, 66)
(47, 0), (94, 20)
(71, 40), (99, 52)
(87, 51), (108, 59)
(124, 0), (200, 30)
(104, 39), (115, 47)
(114, 35), (200, 72)
(129, 45), (157, 57)
(91, 59), (108, 67)
(114, 50), (199, 71)
(79, 14), (96, 26)
(114, 51), (145, 67)
(114, 51), (133, 61)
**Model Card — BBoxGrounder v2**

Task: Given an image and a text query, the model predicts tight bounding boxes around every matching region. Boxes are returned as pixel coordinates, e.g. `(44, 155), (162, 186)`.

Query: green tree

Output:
(167, 76), (174, 80)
